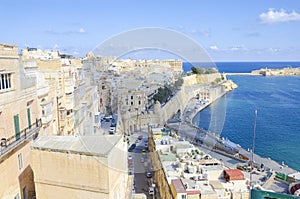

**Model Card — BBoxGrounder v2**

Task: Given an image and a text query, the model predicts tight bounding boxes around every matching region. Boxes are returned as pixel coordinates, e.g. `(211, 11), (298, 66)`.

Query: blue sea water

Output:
(184, 62), (300, 171)
(183, 61), (300, 73)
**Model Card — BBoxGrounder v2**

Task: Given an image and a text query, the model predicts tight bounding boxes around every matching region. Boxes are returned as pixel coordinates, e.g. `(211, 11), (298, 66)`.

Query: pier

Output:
(225, 72), (262, 76)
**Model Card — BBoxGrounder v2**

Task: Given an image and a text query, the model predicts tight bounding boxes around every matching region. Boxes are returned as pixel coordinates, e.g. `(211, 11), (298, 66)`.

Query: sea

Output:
(183, 62), (300, 171)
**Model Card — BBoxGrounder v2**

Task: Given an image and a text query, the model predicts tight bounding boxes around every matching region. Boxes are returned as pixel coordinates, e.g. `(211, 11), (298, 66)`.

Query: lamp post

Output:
(135, 107), (138, 132)
(250, 109), (258, 187)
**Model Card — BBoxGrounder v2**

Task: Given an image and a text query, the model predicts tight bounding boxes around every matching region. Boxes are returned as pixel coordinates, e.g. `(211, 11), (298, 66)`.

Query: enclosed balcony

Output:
(40, 100), (53, 125)
(66, 112), (75, 132)
(65, 93), (75, 110)
(64, 77), (74, 94)
(41, 114), (52, 124)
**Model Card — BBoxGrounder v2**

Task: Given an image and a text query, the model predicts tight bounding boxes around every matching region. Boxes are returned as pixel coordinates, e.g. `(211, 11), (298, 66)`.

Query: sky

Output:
(1, 0), (300, 61)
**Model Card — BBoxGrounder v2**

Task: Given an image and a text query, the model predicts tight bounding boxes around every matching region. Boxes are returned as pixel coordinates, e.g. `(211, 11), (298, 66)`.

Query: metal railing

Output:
(0, 118), (42, 157)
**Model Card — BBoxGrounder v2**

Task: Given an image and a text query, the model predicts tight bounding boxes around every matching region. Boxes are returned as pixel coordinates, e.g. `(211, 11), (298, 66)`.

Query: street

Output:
(128, 131), (158, 199)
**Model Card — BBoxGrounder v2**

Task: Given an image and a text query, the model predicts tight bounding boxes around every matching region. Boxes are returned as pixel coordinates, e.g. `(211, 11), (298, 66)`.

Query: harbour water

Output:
(184, 62), (300, 171)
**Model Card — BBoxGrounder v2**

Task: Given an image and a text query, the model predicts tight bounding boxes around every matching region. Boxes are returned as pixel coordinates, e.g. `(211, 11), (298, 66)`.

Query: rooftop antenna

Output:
(250, 109), (258, 188)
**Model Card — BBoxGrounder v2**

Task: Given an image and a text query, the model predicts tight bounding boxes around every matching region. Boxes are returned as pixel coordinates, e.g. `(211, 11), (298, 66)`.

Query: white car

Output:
(109, 127), (115, 134)
(149, 187), (154, 195)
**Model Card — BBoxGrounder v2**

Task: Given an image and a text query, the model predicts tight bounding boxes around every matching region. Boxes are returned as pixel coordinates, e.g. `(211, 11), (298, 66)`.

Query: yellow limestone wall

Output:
(31, 137), (129, 199)
(0, 141), (35, 199)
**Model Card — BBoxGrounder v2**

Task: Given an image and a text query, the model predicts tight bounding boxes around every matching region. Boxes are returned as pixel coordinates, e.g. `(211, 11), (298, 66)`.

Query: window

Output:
(67, 109), (73, 115)
(18, 153), (23, 170)
(131, 96), (133, 100)
(131, 101), (133, 106)
(0, 73), (12, 91)
(138, 101), (141, 105)
(181, 195), (187, 199)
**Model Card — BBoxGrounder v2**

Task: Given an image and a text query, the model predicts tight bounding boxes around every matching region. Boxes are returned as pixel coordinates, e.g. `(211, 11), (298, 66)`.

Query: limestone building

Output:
(20, 49), (99, 136)
(31, 135), (129, 199)
(0, 43), (42, 199)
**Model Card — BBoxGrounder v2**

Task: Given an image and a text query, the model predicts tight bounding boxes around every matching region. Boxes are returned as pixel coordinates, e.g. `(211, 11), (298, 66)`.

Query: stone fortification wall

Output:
(183, 73), (221, 86)
(120, 74), (227, 134)
(156, 86), (189, 124)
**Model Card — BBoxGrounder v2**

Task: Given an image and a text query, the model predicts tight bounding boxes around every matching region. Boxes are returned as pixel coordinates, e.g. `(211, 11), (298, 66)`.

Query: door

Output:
(22, 187), (26, 199)
(27, 108), (31, 128)
(14, 114), (20, 140)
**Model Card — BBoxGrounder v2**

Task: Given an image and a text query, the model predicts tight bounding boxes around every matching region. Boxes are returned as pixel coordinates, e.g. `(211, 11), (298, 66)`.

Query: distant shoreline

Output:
(252, 67), (300, 76)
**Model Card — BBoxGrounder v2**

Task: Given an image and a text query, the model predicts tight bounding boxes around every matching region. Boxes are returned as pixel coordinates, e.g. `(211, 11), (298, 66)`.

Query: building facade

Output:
(0, 44), (42, 199)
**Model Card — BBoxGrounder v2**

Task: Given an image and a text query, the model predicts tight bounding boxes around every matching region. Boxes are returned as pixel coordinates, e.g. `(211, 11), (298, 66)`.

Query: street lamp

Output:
(135, 107), (139, 132)
(250, 110), (258, 187)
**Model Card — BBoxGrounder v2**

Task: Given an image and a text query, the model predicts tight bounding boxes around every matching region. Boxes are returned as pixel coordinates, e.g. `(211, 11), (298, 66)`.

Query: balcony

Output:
(0, 119), (42, 158)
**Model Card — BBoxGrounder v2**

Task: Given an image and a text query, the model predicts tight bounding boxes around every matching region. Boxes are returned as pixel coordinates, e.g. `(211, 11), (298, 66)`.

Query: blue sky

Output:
(1, 0), (300, 61)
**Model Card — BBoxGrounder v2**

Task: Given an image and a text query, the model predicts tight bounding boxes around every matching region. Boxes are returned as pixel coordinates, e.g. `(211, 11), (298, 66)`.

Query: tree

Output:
(153, 77), (184, 103)
(191, 67), (218, 74)
(174, 77), (183, 89)
(191, 67), (205, 74)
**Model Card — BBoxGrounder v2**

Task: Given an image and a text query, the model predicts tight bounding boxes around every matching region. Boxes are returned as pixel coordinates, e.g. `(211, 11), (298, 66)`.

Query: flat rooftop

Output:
(31, 135), (122, 157)
(159, 152), (177, 162)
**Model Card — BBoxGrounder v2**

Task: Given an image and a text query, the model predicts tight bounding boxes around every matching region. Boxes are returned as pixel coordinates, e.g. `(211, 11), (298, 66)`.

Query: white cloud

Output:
(268, 47), (280, 53)
(209, 45), (247, 52)
(260, 8), (300, 24)
(230, 47), (240, 51)
(191, 29), (211, 37)
(79, 28), (85, 33)
(73, 51), (79, 55)
(229, 46), (247, 51)
(210, 45), (219, 51)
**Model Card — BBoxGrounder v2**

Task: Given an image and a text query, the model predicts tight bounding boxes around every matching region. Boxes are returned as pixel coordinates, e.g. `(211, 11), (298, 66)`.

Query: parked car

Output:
(138, 135), (143, 140)
(129, 168), (134, 175)
(110, 120), (116, 127)
(104, 115), (113, 122)
(149, 187), (154, 195)
(128, 144), (136, 152)
(146, 172), (152, 178)
(142, 149), (146, 155)
(128, 155), (133, 165)
(109, 127), (115, 134)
